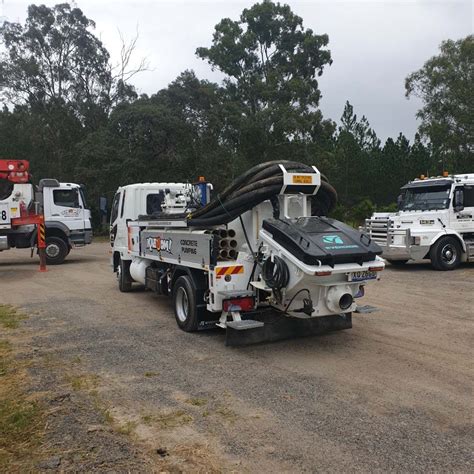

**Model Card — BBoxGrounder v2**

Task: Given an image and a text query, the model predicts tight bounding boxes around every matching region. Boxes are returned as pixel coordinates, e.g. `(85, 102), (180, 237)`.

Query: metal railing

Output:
(364, 218), (410, 249)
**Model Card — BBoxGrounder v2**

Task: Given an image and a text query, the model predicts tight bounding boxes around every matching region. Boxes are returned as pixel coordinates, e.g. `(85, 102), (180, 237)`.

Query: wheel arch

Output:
(427, 231), (466, 258)
(170, 266), (207, 292)
(30, 223), (70, 247)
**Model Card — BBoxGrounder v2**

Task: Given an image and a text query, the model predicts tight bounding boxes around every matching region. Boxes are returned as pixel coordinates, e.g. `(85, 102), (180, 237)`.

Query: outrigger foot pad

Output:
(225, 311), (352, 346)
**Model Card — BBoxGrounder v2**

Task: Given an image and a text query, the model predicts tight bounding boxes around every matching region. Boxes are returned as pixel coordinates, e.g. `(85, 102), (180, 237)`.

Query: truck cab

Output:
(110, 182), (199, 274)
(39, 179), (92, 261)
(364, 173), (474, 270)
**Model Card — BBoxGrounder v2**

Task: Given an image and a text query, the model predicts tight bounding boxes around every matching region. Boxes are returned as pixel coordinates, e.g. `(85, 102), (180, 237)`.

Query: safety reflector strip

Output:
(39, 223), (46, 243)
(216, 265), (244, 278)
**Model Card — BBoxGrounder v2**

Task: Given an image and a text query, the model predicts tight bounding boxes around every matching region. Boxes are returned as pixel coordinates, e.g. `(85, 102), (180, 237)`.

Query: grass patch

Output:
(93, 235), (111, 242)
(0, 398), (40, 441)
(144, 371), (159, 378)
(185, 397), (208, 407)
(215, 406), (238, 423)
(0, 359), (7, 377)
(0, 338), (44, 469)
(67, 373), (99, 391)
(141, 414), (153, 424)
(116, 420), (137, 435)
(90, 393), (115, 425)
(141, 410), (193, 429)
(0, 341), (11, 377)
(0, 340), (11, 351)
(0, 305), (26, 329)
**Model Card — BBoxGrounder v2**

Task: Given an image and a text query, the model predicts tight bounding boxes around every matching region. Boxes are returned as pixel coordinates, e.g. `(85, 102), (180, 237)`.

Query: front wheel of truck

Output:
(117, 259), (133, 292)
(430, 236), (462, 271)
(45, 236), (68, 265)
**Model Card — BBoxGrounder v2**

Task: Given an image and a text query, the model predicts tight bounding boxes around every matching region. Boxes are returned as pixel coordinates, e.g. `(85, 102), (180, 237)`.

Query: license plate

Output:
(348, 270), (378, 282)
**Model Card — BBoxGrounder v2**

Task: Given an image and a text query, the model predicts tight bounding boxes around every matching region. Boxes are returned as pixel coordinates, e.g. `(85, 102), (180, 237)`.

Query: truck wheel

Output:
(172, 276), (199, 332)
(117, 259), (133, 292)
(430, 237), (462, 271)
(45, 236), (68, 265)
(386, 259), (408, 266)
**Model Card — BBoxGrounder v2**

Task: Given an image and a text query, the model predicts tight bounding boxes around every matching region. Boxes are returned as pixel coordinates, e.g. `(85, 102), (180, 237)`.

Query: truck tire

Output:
(430, 236), (462, 271)
(386, 259), (408, 266)
(118, 259), (133, 292)
(45, 236), (68, 265)
(172, 275), (199, 332)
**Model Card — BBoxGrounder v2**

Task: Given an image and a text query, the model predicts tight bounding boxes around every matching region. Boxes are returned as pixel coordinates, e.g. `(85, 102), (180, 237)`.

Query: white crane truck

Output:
(364, 173), (474, 270)
(111, 161), (384, 345)
(0, 159), (92, 265)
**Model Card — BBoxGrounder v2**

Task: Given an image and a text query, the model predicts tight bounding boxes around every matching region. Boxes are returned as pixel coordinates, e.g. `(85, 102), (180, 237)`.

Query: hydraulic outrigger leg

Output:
(11, 214), (47, 272)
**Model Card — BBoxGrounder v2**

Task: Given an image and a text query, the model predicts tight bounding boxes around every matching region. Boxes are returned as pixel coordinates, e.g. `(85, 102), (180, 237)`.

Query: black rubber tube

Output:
(188, 185), (282, 223)
(190, 160), (321, 218)
(190, 161), (282, 218)
(262, 256), (290, 290)
(142, 160), (338, 226)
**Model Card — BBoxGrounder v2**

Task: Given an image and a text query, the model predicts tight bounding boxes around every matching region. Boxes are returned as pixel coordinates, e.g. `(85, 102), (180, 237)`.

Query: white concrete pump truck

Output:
(111, 161), (385, 345)
(0, 159), (92, 265)
(364, 173), (474, 270)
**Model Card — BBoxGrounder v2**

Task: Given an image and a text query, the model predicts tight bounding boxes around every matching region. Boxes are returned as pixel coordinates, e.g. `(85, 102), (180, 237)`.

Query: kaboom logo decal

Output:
(146, 236), (173, 253)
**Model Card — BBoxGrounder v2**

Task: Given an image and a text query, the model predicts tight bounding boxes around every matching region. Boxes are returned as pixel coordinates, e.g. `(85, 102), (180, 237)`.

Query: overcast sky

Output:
(3, 0), (473, 141)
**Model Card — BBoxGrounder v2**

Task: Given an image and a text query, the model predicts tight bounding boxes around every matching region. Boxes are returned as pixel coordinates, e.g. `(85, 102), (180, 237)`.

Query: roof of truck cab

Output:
(117, 182), (189, 191)
(406, 174), (474, 187)
(453, 174), (474, 181)
(402, 178), (453, 189)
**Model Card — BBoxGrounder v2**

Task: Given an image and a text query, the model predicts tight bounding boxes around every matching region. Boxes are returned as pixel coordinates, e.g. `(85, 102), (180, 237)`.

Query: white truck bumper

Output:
(379, 244), (429, 261)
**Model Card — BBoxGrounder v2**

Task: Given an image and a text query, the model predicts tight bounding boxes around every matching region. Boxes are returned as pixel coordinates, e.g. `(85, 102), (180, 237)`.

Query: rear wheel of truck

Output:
(172, 275), (199, 332)
(45, 236), (68, 265)
(117, 259), (133, 292)
(430, 236), (462, 271)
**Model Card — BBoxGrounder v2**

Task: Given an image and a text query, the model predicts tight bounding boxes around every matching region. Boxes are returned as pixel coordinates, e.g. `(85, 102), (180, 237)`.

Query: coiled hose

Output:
(186, 160), (337, 227)
(262, 256), (290, 290)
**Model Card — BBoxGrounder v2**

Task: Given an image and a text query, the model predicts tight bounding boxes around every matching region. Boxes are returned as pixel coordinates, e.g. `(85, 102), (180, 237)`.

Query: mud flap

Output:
(225, 311), (352, 347)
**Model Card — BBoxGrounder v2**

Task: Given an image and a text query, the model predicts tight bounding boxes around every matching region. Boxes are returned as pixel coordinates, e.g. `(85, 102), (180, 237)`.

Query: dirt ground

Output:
(1, 242), (473, 472)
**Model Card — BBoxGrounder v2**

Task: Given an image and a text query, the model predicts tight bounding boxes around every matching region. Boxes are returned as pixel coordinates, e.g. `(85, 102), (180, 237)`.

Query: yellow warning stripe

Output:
(216, 265), (244, 278)
(39, 223), (46, 242)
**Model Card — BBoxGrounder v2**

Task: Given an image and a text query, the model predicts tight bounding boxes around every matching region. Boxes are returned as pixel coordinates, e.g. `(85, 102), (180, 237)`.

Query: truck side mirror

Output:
(396, 194), (402, 208)
(99, 196), (108, 215)
(454, 189), (464, 212)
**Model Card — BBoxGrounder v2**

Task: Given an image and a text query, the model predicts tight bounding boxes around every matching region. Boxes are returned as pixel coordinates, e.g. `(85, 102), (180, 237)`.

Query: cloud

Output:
(4, 0), (472, 140)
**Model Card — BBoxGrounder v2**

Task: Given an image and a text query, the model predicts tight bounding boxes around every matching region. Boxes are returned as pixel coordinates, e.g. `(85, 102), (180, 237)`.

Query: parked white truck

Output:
(364, 173), (474, 270)
(111, 161), (384, 345)
(0, 159), (92, 264)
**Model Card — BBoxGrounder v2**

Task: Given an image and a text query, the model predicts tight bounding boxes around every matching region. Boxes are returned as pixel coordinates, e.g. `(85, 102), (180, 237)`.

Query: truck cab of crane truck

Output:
(0, 178), (92, 264)
(110, 182), (199, 275)
(364, 173), (474, 270)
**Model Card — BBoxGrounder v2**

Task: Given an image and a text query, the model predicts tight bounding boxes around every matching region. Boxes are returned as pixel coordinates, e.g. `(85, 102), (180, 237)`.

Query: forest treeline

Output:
(0, 2), (472, 227)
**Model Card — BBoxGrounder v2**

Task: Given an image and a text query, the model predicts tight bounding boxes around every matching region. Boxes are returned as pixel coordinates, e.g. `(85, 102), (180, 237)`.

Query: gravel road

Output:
(1, 243), (473, 472)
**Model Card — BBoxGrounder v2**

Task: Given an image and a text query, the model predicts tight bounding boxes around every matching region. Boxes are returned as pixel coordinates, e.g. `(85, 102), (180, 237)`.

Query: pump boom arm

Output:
(0, 160), (30, 183)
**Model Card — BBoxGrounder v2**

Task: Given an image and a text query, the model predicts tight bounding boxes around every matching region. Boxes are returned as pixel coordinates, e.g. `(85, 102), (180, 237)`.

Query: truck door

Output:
(451, 185), (474, 233)
(46, 186), (84, 233)
(110, 191), (121, 246)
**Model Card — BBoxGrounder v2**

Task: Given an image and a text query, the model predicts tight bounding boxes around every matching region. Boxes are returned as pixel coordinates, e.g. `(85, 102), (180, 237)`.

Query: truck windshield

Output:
(400, 185), (451, 211)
